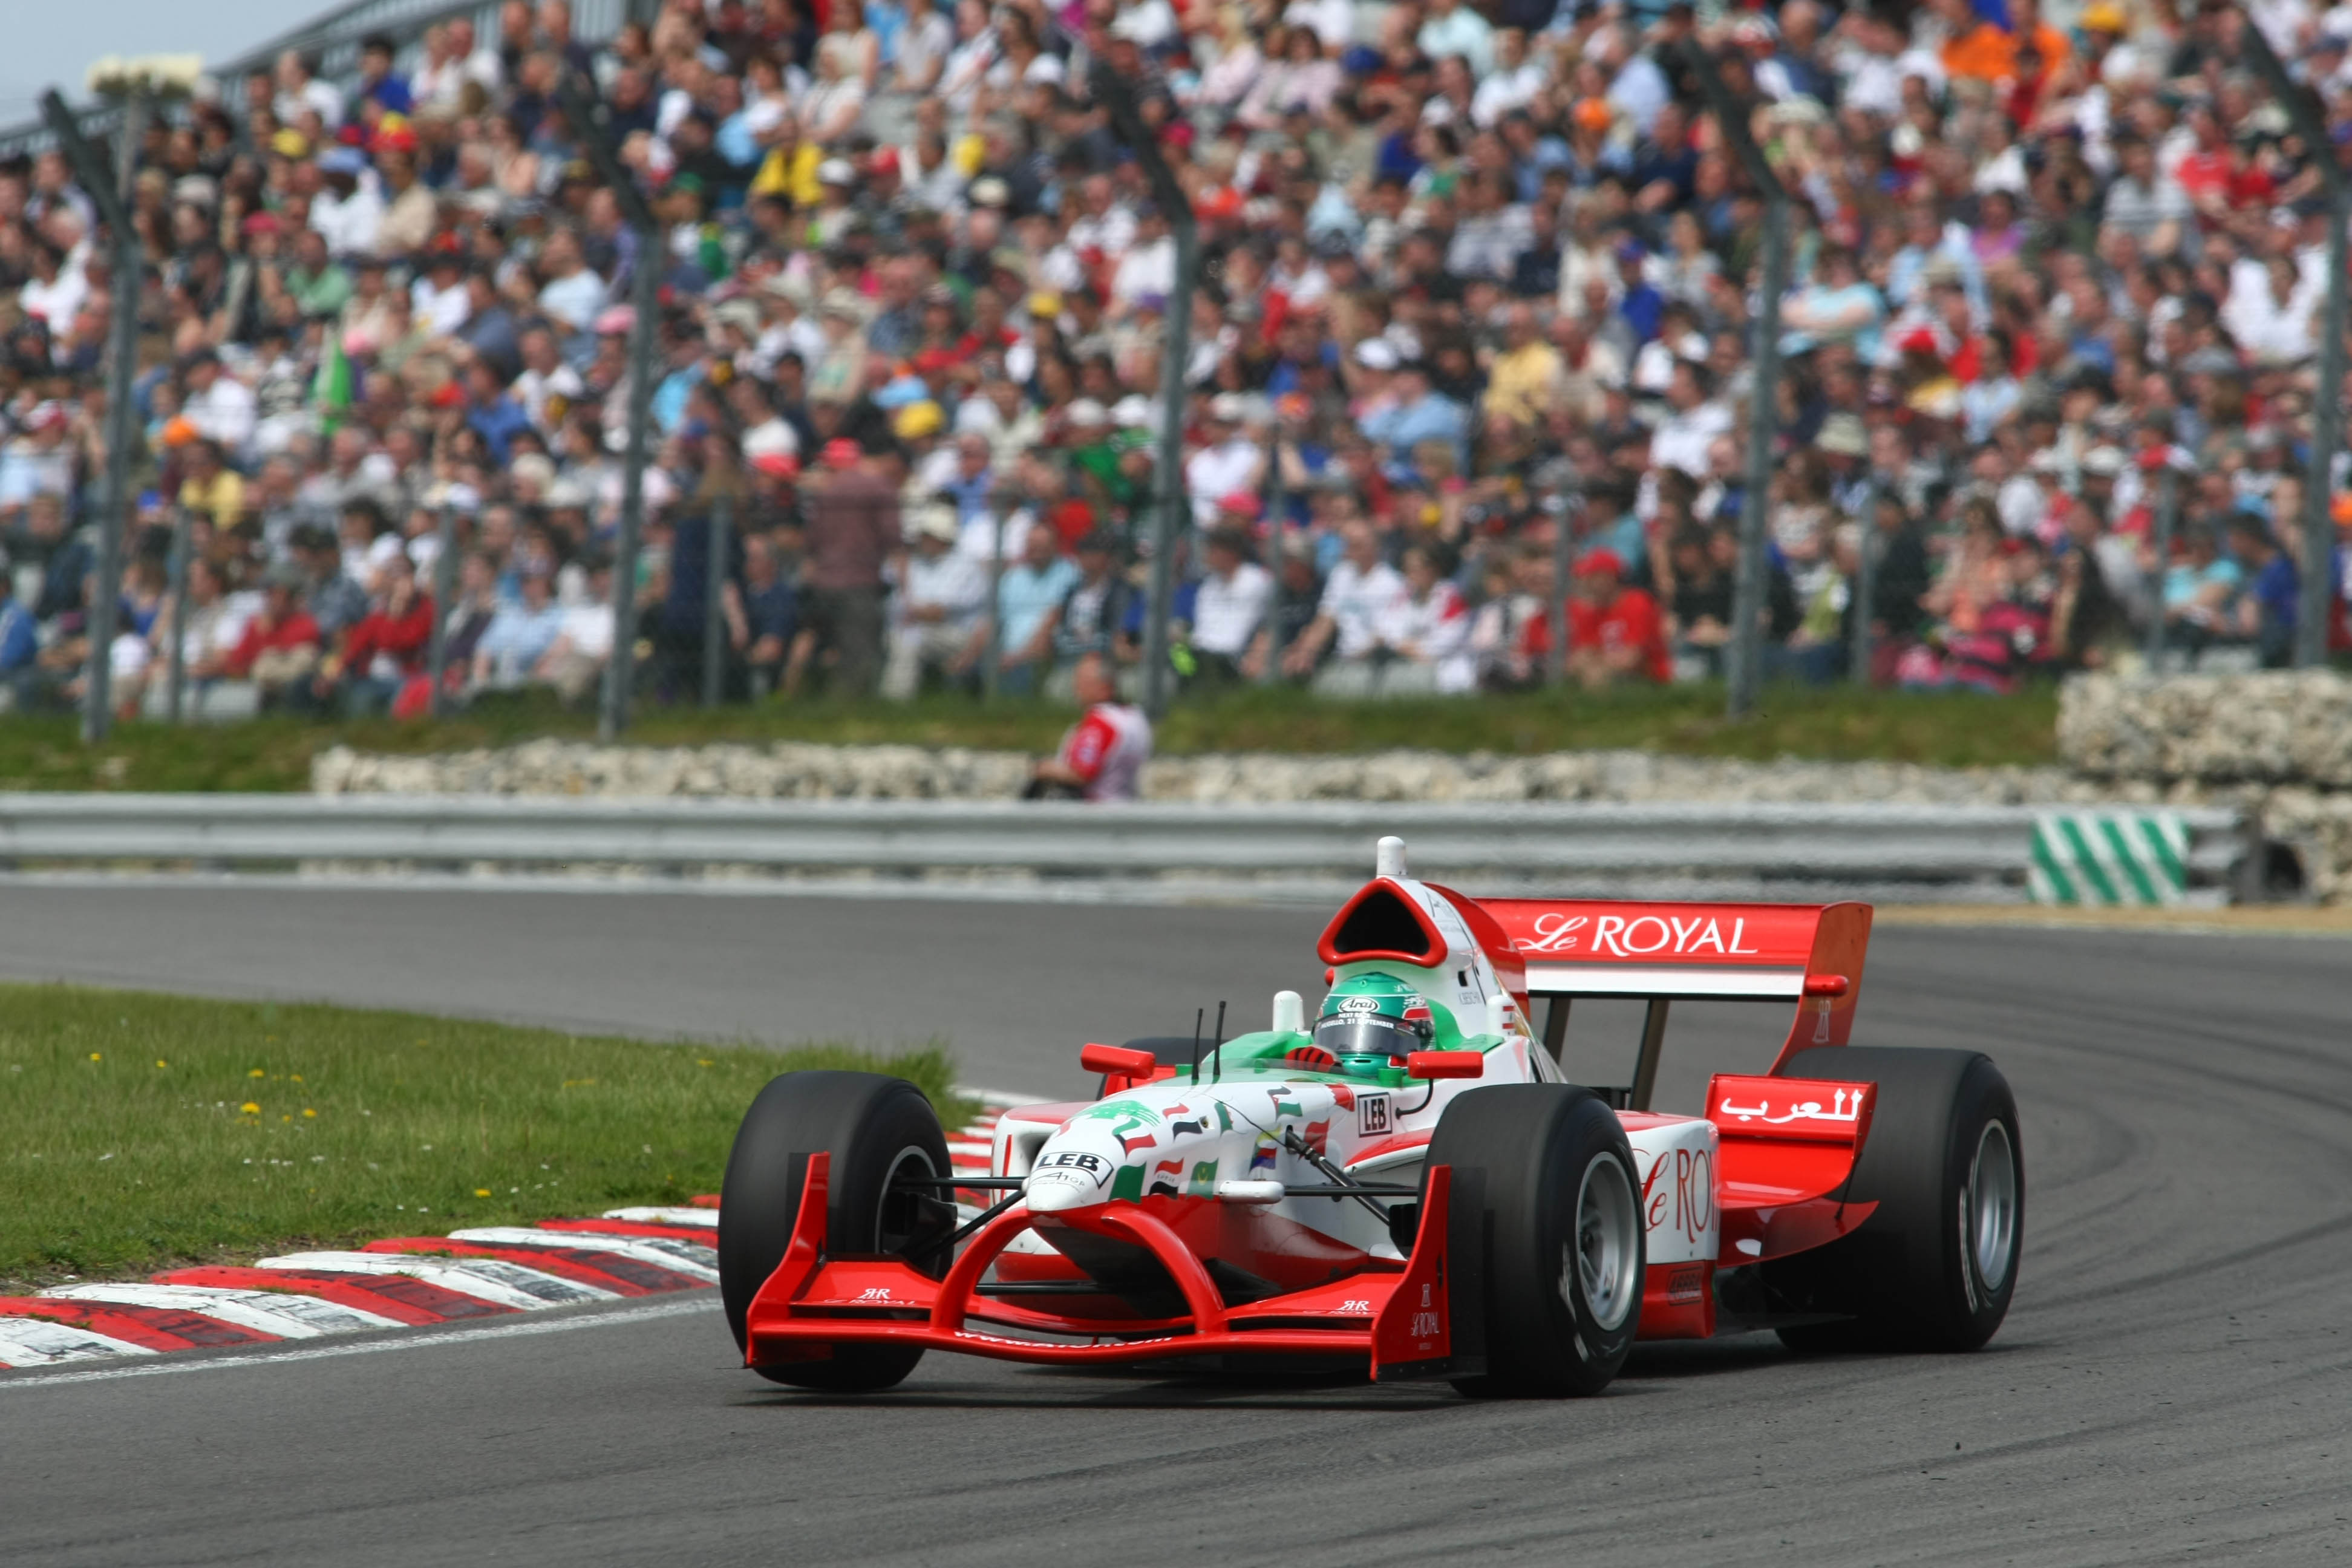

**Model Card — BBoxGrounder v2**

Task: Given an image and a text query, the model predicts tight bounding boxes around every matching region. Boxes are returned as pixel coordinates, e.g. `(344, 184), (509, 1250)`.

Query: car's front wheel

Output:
(717, 1070), (955, 1391)
(1426, 1083), (1644, 1397)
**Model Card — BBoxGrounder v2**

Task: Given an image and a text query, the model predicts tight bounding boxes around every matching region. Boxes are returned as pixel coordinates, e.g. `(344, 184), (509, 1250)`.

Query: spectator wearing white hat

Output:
(885, 501), (988, 699)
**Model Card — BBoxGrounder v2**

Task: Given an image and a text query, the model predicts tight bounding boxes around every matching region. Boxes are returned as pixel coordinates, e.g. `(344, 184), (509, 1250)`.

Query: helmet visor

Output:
(1313, 1011), (1429, 1061)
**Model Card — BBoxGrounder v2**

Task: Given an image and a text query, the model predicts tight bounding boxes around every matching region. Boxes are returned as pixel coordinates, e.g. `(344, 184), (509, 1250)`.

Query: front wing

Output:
(743, 1155), (1471, 1380)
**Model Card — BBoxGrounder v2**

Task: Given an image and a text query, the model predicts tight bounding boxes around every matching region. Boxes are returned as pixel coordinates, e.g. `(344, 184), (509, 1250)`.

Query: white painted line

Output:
(948, 1141), (994, 1158)
(0, 1318), (159, 1367)
(445, 1228), (719, 1282)
(1521, 962), (1806, 999)
(260, 1252), (614, 1308)
(42, 1284), (402, 1338)
(601, 1206), (719, 1227)
(0, 1297), (713, 1388)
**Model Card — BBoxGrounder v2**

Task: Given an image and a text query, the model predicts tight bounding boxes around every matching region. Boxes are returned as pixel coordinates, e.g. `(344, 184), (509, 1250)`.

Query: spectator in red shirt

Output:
(322, 552), (437, 716)
(1567, 550), (1671, 689)
(1026, 652), (1152, 802)
(225, 565), (323, 711)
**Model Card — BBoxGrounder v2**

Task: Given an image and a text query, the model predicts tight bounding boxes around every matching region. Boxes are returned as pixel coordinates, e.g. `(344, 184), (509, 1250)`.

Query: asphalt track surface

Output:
(1, 886), (2347, 1566)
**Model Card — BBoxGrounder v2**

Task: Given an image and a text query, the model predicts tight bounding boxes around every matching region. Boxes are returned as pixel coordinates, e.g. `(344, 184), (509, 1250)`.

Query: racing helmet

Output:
(1314, 972), (1436, 1075)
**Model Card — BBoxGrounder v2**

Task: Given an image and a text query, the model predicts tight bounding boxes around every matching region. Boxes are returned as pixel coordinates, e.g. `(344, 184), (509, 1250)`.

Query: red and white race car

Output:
(717, 837), (2023, 1396)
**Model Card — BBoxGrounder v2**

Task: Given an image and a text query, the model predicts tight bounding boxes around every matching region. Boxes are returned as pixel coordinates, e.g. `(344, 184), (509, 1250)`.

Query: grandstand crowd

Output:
(1, 0), (2348, 719)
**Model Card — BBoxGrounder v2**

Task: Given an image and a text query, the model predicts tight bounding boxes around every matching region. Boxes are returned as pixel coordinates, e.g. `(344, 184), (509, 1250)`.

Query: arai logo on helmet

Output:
(1335, 996), (1383, 1014)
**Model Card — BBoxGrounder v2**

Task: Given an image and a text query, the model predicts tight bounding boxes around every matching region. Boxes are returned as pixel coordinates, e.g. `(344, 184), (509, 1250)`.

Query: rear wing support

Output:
(1455, 898), (1875, 1095)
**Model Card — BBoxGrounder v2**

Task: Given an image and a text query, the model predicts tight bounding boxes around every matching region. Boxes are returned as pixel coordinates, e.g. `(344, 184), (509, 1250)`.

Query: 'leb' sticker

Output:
(1357, 1093), (1392, 1137)
(1033, 1149), (1109, 1186)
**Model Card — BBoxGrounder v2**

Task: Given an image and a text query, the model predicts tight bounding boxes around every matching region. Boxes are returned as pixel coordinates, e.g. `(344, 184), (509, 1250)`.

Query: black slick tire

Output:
(1426, 1083), (1645, 1397)
(1766, 1047), (2024, 1353)
(717, 1070), (955, 1391)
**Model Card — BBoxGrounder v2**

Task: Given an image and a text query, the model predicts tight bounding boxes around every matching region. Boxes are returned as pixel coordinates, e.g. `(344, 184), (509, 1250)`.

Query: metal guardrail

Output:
(0, 0), (639, 160)
(0, 795), (2257, 899)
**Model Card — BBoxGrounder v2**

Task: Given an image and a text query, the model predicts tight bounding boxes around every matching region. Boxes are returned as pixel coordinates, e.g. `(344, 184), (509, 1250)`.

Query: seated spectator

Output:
(884, 504), (986, 699)
(1047, 531), (1137, 681)
(0, 557), (35, 710)
(472, 561), (567, 688)
(992, 521), (1080, 697)
(1285, 520), (1406, 685)
(322, 551), (435, 716)
(434, 550), (505, 700)
(1564, 550), (1671, 690)
(223, 564), (323, 711)
(537, 556), (615, 704)
(1243, 534), (1324, 682)
(2161, 524), (2243, 661)
(1664, 528), (1733, 679)
(1474, 544), (1553, 693)
(1187, 528), (1271, 685)
(1378, 544), (1474, 694)
(2227, 515), (2298, 670)
(294, 525), (369, 644)
(735, 534), (799, 697)
(151, 556), (243, 697)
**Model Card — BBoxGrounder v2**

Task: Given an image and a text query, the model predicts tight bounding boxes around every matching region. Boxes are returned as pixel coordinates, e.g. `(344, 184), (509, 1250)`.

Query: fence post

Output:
(1849, 478), (1879, 687)
(702, 489), (732, 707)
(1682, 43), (1791, 719)
(2144, 461), (2180, 673)
(425, 501), (459, 717)
(42, 88), (146, 743)
(1093, 60), (1197, 720)
(560, 72), (662, 741)
(1548, 495), (1572, 685)
(165, 505), (191, 723)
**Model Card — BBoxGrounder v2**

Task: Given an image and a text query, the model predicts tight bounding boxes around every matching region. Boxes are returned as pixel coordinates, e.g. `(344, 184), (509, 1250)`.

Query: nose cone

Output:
(1024, 1173), (1095, 1213)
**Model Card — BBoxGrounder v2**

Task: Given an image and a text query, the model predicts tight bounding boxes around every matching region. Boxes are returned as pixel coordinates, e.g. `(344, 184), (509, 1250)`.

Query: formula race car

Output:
(717, 837), (2023, 1396)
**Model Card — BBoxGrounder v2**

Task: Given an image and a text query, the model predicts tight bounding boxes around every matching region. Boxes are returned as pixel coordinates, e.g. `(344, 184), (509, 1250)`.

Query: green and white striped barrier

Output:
(2028, 811), (2192, 906)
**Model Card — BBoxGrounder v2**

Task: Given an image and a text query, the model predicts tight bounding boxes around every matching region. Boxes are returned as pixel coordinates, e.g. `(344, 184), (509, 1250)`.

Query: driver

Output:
(1312, 973), (1439, 1078)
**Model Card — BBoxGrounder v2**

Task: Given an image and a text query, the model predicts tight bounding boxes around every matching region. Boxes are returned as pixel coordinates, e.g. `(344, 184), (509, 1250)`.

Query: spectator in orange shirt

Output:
(1940, 0), (2069, 87)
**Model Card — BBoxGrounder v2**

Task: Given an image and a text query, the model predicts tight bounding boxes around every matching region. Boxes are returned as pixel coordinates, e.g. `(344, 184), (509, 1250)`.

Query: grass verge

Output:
(0, 681), (2060, 792)
(0, 982), (972, 1295)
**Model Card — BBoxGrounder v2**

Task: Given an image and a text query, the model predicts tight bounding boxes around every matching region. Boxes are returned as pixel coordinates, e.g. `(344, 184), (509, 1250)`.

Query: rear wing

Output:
(1450, 897), (1873, 1102)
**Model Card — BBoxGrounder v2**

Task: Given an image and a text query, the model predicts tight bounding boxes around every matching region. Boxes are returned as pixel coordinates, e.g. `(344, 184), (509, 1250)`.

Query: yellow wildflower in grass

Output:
(88, 1053), (102, 1062)
(240, 1102), (260, 1114)
(473, 1188), (491, 1197)
(248, 1068), (265, 1078)
(302, 1108), (316, 1118)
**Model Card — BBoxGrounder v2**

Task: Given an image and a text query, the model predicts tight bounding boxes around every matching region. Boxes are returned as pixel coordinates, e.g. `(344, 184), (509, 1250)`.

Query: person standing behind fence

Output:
(796, 437), (899, 697)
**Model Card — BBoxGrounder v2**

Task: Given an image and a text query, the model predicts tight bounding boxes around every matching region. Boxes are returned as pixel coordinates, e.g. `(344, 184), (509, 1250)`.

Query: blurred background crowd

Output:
(2, 0), (2349, 722)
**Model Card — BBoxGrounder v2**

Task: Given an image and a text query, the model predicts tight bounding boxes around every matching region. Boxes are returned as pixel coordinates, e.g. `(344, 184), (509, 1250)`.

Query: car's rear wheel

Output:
(1426, 1083), (1644, 1397)
(1766, 1047), (2024, 1353)
(717, 1071), (955, 1391)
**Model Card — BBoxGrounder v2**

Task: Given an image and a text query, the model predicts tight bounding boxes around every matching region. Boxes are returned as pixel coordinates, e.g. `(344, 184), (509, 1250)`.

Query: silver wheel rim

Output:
(1569, 1152), (1641, 1332)
(1968, 1122), (2018, 1294)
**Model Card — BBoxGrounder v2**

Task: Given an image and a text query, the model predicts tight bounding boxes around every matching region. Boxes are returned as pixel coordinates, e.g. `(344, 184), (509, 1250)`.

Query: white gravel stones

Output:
(313, 740), (2094, 808)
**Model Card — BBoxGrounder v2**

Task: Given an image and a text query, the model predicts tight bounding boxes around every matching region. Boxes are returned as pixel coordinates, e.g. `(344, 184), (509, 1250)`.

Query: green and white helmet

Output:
(1315, 972), (1438, 1073)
